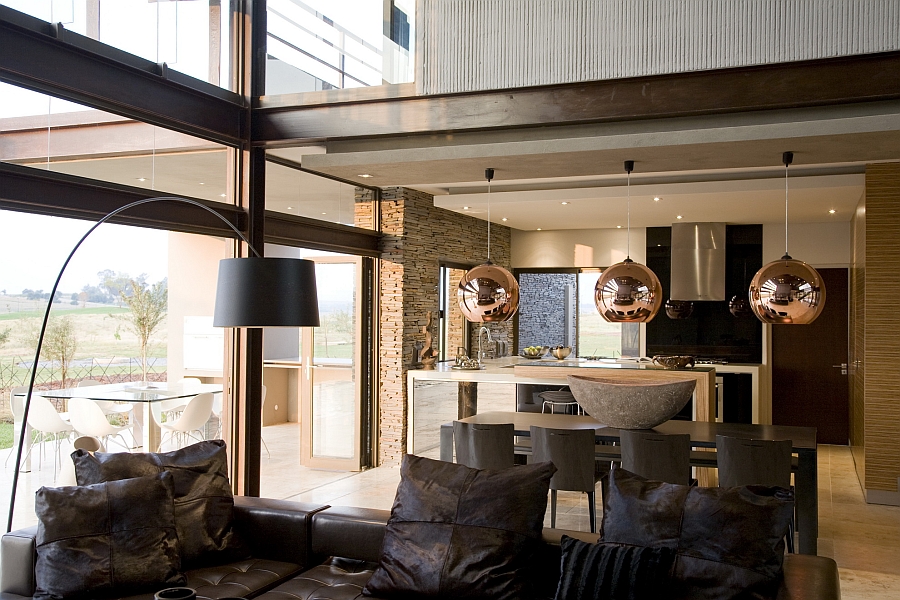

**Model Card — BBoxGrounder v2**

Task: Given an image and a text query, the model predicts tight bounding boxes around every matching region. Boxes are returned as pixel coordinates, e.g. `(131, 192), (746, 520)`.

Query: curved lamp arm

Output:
(7, 196), (259, 532)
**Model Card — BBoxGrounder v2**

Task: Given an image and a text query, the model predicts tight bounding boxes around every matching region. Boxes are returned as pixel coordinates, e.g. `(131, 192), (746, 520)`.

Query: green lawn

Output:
(0, 306), (130, 321)
(0, 422), (13, 450)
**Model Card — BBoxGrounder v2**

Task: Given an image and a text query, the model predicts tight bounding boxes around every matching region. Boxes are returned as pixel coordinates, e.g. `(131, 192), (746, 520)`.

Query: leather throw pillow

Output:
(555, 535), (676, 600)
(34, 472), (184, 600)
(72, 439), (246, 568)
(601, 467), (795, 600)
(363, 454), (556, 600)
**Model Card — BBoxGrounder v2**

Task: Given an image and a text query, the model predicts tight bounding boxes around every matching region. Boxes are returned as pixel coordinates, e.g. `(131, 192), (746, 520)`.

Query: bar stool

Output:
(539, 390), (581, 415)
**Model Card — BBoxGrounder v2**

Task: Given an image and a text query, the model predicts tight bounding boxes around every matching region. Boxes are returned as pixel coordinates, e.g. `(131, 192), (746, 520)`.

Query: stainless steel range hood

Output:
(670, 222), (726, 301)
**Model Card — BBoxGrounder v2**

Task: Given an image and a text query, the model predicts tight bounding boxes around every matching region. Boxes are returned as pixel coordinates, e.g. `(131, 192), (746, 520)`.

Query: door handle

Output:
(832, 363), (848, 375)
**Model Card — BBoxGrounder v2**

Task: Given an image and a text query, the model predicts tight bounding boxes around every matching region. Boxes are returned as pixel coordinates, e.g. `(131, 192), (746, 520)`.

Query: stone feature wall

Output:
(517, 272), (577, 351)
(375, 187), (512, 463)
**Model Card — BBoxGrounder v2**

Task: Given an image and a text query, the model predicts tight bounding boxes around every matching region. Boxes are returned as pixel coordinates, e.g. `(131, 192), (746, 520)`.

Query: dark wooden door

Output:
(772, 268), (849, 444)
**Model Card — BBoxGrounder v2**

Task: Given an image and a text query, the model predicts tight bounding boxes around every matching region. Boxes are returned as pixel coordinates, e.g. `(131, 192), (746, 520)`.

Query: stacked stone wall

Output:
(517, 272), (576, 351)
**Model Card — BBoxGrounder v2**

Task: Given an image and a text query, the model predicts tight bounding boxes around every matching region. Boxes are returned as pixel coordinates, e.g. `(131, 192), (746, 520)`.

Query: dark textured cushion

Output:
(601, 467), (794, 600)
(73, 439), (246, 567)
(34, 472), (184, 600)
(362, 454), (556, 600)
(554, 536), (675, 600)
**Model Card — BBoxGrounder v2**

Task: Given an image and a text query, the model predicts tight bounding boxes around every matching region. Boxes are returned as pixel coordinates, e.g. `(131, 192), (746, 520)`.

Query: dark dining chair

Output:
(716, 434), (795, 553)
(530, 425), (600, 533)
(619, 429), (692, 485)
(453, 421), (515, 470)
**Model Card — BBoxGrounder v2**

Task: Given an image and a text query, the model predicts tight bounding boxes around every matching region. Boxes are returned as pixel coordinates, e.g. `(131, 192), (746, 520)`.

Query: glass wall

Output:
(514, 269), (639, 359)
(265, 158), (376, 229)
(1, 0), (232, 89)
(266, 0), (416, 96)
(0, 82), (232, 203)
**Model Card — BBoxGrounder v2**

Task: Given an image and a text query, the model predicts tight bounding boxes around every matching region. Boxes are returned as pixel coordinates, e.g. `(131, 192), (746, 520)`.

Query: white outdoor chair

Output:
(153, 392), (214, 451)
(68, 397), (132, 453)
(4, 386), (28, 468)
(26, 394), (75, 479)
(55, 435), (103, 487)
(77, 379), (133, 418)
(211, 392), (223, 439)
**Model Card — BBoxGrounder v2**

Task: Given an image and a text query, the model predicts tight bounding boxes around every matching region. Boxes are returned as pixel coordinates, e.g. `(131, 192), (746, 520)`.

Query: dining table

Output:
(439, 411), (819, 555)
(17, 381), (222, 453)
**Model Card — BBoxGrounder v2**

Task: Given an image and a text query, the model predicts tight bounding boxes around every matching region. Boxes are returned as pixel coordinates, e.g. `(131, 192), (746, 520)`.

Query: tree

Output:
(81, 284), (112, 304)
(0, 326), (10, 349)
(35, 317), (78, 388)
(115, 278), (167, 382)
(99, 270), (147, 307)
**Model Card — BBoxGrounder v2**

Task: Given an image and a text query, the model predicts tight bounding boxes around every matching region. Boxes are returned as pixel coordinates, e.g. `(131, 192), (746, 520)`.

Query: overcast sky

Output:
(0, 210), (168, 295)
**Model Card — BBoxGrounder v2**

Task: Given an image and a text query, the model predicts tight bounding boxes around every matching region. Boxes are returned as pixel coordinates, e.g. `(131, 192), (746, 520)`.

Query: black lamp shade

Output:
(213, 257), (320, 327)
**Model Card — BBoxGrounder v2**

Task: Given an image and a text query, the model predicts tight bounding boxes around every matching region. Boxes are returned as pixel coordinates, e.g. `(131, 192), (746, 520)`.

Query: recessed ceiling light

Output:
(358, 174), (374, 178)
(561, 201), (569, 205)
(536, 228), (542, 231)
(199, 182), (205, 185)
(321, 212), (327, 215)
(219, 193), (226, 197)
(616, 225), (622, 229)
(654, 197), (660, 202)
(829, 209), (836, 214)
(463, 206), (470, 210)
(657, 244), (662, 247)
(137, 177), (146, 182)
(287, 206), (293, 210)
(676, 215), (683, 219)
(502, 217), (508, 222)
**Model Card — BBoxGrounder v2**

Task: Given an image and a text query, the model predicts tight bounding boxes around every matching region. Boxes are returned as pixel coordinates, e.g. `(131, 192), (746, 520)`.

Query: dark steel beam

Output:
(0, 162), (246, 237)
(0, 6), (246, 147)
(253, 51), (900, 144)
(264, 211), (381, 257)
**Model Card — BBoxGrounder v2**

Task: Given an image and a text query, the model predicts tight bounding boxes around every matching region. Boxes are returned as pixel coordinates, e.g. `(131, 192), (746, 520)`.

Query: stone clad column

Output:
(372, 187), (513, 464)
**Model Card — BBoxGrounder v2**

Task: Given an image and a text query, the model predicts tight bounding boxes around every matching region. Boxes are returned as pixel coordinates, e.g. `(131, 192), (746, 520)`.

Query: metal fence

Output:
(0, 357), (167, 421)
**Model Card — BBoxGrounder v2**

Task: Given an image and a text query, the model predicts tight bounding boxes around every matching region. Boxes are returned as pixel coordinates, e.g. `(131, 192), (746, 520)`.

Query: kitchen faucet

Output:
(477, 326), (493, 367)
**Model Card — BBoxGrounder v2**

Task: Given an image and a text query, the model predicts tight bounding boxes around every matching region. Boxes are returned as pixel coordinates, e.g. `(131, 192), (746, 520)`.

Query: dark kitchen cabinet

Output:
(646, 225), (763, 363)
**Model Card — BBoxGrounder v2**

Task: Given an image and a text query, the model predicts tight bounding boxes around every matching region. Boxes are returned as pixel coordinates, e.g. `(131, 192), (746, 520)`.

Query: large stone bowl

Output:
(566, 374), (696, 429)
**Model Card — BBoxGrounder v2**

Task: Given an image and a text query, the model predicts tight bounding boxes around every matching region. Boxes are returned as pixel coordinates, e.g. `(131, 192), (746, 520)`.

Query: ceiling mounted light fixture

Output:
(594, 161), (662, 323)
(749, 152), (826, 324)
(458, 168), (519, 322)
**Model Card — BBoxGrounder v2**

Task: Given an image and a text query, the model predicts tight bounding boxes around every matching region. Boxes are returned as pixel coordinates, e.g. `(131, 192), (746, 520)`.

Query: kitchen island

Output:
(406, 357), (717, 455)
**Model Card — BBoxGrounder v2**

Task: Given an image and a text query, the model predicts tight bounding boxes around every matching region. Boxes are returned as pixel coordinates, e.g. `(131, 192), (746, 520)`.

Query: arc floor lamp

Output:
(6, 196), (320, 532)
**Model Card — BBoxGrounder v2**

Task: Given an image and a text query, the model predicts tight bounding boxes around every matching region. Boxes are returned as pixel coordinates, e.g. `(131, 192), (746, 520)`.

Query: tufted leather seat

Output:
(110, 558), (303, 600)
(255, 557), (382, 600)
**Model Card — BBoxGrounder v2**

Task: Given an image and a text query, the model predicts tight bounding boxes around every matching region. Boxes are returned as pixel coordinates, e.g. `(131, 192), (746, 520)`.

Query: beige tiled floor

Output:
(4, 431), (900, 600)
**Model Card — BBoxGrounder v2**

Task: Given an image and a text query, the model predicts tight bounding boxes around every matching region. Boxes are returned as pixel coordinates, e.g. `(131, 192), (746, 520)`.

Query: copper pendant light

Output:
(748, 152), (826, 324)
(729, 260), (753, 318)
(666, 299), (694, 320)
(458, 169), (520, 323)
(595, 161), (663, 323)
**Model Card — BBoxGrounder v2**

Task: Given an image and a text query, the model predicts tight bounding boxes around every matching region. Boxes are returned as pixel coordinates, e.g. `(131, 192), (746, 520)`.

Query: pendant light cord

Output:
(485, 168), (494, 263)
(626, 170), (631, 259)
(784, 161), (789, 258)
(624, 160), (634, 260)
(487, 177), (491, 262)
(783, 151), (793, 259)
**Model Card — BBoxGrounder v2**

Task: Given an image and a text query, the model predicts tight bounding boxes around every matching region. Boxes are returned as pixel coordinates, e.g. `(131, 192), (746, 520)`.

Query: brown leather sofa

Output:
(0, 499), (841, 600)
